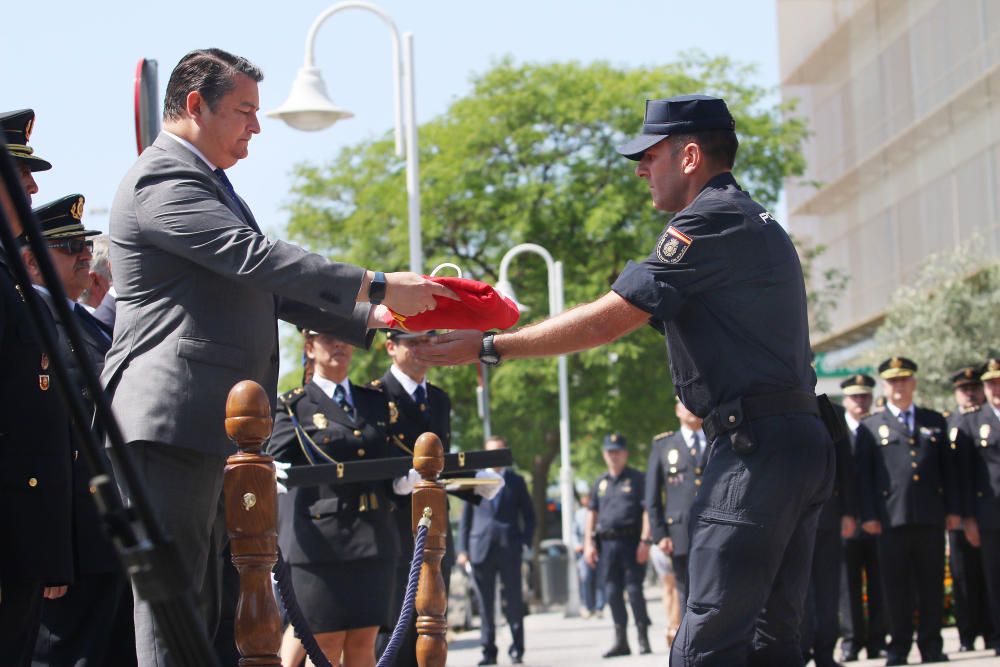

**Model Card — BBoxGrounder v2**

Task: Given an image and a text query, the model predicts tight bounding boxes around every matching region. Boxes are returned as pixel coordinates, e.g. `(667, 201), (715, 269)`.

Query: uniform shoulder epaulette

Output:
(279, 386), (306, 406)
(368, 379), (383, 390)
(942, 410), (951, 418)
(356, 381), (382, 395)
(962, 405), (979, 414)
(653, 431), (674, 442)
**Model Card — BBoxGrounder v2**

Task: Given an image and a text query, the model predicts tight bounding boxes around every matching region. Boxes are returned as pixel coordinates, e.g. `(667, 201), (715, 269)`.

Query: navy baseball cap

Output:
(602, 433), (627, 451)
(617, 94), (736, 161)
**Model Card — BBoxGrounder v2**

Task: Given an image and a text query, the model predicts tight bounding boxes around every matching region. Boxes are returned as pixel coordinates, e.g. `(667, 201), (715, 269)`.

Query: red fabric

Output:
(385, 276), (520, 332)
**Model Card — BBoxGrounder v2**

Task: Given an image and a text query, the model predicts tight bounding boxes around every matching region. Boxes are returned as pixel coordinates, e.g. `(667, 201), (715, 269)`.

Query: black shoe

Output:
(921, 655), (949, 664)
(637, 624), (652, 655)
(511, 658), (523, 665)
(840, 651), (859, 663)
(958, 643), (973, 652)
(885, 658), (907, 666)
(477, 657), (497, 666)
(602, 625), (631, 658)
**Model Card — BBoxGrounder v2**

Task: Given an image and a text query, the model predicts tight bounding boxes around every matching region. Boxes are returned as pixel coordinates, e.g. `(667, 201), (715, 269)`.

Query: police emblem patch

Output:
(598, 478), (608, 496)
(388, 401), (399, 424)
(878, 424), (890, 438)
(981, 424), (991, 440)
(656, 226), (692, 264)
(313, 413), (328, 429)
(667, 449), (679, 465)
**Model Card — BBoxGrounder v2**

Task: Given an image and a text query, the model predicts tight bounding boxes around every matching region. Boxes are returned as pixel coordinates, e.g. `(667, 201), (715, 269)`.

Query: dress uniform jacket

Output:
(857, 407), (959, 526)
(268, 381), (399, 565)
(646, 431), (704, 557)
(958, 404), (1000, 528)
(0, 256), (74, 585)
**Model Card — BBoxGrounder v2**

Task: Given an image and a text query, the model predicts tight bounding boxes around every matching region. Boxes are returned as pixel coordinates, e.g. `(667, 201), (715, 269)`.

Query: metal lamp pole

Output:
(496, 243), (580, 616)
(267, 1), (423, 273)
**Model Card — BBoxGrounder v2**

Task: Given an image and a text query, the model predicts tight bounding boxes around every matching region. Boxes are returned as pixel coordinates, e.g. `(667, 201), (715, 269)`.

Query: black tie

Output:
(414, 385), (428, 412)
(214, 168), (261, 234)
(333, 384), (355, 422)
(74, 303), (111, 354)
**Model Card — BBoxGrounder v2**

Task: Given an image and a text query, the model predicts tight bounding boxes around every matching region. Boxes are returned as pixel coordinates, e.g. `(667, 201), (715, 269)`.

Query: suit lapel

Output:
(306, 381), (353, 429)
(385, 372), (425, 425)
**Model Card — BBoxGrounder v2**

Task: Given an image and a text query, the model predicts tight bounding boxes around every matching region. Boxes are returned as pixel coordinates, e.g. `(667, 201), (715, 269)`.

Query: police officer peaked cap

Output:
(840, 374), (875, 395)
(1, 109), (52, 171)
(385, 329), (438, 341)
(950, 365), (983, 387)
(617, 94), (736, 161)
(877, 356), (917, 380)
(602, 433), (627, 451)
(31, 194), (100, 240)
(981, 357), (1000, 382)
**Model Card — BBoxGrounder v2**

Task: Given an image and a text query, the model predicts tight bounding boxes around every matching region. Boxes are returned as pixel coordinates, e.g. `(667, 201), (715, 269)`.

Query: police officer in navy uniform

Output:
(645, 400), (706, 622)
(945, 365), (992, 652)
(856, 357), (958, 665)
(586, 433), (652, 658)
(0, 108), (75, 666)
(838, 374), (887, 662)
(418, 94), (837, 666)
(372, 329), (487, 667)
(800, 381), (860, 667)
(267, 330), (401, 666)
(955, 358), (1000, 657)
(19, 195), (136, 666)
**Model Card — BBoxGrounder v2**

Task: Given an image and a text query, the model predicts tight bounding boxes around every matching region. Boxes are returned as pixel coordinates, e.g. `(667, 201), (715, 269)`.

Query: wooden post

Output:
(412, 433), (448, 667)
(224, 381), (282, 666)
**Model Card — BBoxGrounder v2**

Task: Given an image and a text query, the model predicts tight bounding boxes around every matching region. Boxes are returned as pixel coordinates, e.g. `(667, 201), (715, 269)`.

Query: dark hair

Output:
(163, 48), (263, 120)
(485, 435), (508, 448)
(669, 129), (739, 169)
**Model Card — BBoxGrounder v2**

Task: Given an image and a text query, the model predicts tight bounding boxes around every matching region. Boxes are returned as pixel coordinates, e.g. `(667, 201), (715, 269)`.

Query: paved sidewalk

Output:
(446, 584), (1000, 666)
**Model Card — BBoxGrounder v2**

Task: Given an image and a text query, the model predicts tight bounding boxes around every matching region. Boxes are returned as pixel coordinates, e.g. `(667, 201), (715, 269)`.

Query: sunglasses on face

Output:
(47, 238), (93, 255)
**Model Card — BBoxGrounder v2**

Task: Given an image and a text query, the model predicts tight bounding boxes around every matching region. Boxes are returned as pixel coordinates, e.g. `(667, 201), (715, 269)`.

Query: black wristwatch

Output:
(368, 271), (387, 305)
(479, 333), (502, 366)
(641, 537), (654, 546)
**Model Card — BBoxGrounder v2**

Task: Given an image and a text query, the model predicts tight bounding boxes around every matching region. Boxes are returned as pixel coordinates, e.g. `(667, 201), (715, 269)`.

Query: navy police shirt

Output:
(611, 172), (815, 417)
(592, 466), (646, 533)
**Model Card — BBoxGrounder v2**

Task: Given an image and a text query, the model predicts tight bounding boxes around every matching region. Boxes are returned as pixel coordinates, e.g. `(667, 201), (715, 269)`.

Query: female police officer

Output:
(268, 330), (402, 667)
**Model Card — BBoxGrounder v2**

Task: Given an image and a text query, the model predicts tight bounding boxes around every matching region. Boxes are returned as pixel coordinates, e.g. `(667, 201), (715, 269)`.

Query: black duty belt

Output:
(596, 528), (639, 540)
(702, 390), (819, 443)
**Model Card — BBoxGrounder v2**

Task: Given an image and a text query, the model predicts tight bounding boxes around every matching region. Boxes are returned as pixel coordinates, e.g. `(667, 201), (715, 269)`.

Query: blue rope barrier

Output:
(377, 518), (431, 667)
(273, 547), (333, 667)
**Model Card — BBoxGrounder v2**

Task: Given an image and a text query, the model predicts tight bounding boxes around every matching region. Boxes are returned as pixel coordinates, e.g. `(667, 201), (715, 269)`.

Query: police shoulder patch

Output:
(653, 431), (674, 441)
(656, 226), (693, 264)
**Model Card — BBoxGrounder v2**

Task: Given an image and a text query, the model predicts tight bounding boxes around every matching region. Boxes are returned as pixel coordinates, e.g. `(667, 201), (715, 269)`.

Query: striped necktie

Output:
(333, 384), (355, 422)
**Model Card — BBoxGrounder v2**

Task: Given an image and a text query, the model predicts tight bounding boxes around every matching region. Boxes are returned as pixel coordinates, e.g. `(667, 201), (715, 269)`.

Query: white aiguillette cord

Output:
(429, 262), (463, 278)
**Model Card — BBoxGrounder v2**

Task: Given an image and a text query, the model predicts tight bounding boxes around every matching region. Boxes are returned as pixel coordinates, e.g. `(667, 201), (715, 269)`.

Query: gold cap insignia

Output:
(611, 434), (618, 442)
(890, 357), (903, 369)
(69, 196), (84, 220)
(855, 375), (864, 384)
(667, 449), (679, 465)
(966, 369), (975, 378)
(24, 117), (33, 141)
(312, 413), (328, 429)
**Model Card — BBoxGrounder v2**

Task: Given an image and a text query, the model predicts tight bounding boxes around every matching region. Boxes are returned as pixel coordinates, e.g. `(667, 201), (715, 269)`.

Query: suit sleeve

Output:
(265, 402), (301, 464)
(277, 298), (373, 350)
(834, 430), (859, 518)
(134, 165), (365, 319)
(458, 500), (473, 554)
(646, 443), (667, 543)
(519, 476), (536, 550)
(856, 424), (877, 523)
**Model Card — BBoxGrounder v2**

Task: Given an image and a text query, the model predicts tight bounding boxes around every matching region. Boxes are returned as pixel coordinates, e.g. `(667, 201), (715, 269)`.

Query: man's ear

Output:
(20, 246), (41, 282)
(186, 91), (204, 119)
(682, 142), (702, 175)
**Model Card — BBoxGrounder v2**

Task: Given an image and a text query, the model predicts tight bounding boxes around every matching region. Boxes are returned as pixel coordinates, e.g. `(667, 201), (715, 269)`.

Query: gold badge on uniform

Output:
(69, 197), (85, 220)
(667, 449), (679, 465)
(39, 374), (50, 391)
(388, 401), (399, 424)
(40, 352), (49, 370)
(949, 427), (958, 442)
(878, 424), (890, 439)
(598, 478), (608, 496)
(312, 413), (328, 429)
(622, 479), (632, 494)
(981, 424), (991, 442)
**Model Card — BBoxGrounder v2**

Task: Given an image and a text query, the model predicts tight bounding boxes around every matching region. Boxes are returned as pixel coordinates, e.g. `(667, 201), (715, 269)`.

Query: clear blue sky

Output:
(3, 0), (780, 238)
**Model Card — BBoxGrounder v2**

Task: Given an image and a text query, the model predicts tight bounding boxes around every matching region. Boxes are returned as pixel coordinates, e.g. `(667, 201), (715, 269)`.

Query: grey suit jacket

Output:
(102, 133), (372, 455)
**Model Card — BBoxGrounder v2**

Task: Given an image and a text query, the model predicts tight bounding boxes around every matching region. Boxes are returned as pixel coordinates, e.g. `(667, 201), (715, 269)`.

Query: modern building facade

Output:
(777, 0), (1000, 389)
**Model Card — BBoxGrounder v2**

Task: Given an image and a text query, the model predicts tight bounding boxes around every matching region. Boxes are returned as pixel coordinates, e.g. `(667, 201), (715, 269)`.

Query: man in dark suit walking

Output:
(103, 48), (454, 666)
(857, 357), (959, 665)
(458, 436), (535, 665)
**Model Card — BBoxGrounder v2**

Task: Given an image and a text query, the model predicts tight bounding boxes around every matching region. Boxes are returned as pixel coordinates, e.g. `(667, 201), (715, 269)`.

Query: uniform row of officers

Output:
(645, 355), (1000, 667)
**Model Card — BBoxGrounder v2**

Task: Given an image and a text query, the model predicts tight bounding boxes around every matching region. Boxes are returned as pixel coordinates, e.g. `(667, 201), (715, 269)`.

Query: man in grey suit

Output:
(103, 48), (453, 666)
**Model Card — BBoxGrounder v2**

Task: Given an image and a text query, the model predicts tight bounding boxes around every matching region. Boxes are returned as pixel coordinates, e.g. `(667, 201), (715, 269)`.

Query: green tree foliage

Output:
(869, 240), (1000, 411)
(281, 54), (807, 542)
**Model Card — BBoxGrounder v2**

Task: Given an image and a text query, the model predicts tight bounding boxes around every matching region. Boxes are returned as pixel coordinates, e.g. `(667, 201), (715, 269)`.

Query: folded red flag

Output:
(383, 276), (520, 332)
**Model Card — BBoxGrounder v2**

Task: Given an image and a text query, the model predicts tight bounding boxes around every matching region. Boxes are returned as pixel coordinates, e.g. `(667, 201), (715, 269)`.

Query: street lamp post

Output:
(267, 1), (423, 273)
(495, 243), (580, 617)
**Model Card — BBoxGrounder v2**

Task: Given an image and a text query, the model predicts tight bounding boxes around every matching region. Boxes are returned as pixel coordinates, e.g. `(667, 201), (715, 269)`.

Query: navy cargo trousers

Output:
(669, 413), (835, 667)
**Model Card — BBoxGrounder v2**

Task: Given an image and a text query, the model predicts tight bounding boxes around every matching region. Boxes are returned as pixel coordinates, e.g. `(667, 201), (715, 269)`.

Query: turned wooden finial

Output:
(412, 432), (448, 667)
(225, 380), (273, 453)
(224, 381), (281, 666)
